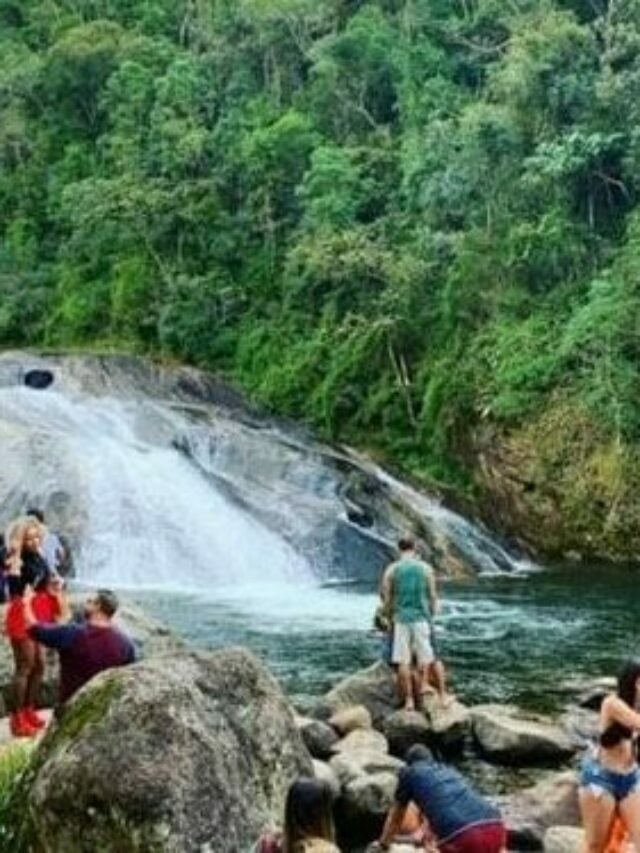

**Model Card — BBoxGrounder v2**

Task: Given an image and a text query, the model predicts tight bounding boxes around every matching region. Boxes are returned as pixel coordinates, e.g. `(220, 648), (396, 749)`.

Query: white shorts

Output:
(392, 621), (434, 666)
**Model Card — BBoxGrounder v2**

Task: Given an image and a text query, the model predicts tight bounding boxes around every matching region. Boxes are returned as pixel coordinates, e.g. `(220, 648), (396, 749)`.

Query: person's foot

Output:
(438, 693), (455, 708)
(24, 707), (46, 729)
(10, 711), (38, 738)
(403, 700), (415, 712)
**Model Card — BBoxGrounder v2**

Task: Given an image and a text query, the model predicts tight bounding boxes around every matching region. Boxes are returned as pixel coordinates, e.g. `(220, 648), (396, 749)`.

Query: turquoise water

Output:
(126, 563), (640, 714)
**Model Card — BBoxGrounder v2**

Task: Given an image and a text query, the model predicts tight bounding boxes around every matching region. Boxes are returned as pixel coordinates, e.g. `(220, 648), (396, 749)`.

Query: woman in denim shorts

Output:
(580, 659), (640, 852)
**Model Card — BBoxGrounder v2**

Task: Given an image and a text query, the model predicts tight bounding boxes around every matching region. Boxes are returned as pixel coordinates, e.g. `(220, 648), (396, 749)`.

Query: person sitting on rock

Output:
(579, 658), (640, 853)
(255, 777), (341, 853)
(23, 587), (135, 707)
(371, 745), (507, 853)
(380, 537), (446, 711)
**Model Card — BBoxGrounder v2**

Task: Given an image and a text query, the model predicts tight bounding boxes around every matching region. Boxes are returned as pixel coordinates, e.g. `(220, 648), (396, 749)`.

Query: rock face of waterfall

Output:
(0, 352), (526, 585)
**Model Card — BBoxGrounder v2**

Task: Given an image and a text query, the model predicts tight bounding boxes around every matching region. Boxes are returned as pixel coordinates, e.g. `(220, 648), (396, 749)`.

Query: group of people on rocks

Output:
(257, 536), (640, 853)
(0, 509), (135, 737)
(3, 510), (640, 853)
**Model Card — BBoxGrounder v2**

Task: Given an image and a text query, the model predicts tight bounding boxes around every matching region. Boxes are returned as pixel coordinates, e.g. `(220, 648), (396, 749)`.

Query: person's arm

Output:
(426, 565), (439, 617)
(378, 803), (407, 849)
(376, 768), (412, 848)
(380, 563), (395, 615)
(24, 593), (80, 649)
(604, 695), (640, 730)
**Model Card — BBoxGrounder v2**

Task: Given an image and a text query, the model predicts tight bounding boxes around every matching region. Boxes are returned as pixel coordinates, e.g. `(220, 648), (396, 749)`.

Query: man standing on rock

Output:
(381, 537), (440, 711)
(24, 588), (135, 706)
(372, 746), (507, 853)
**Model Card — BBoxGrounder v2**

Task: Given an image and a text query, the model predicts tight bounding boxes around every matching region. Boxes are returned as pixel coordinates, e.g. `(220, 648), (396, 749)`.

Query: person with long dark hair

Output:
(256, 778), (340, 853)
(580, 658), (640, 852)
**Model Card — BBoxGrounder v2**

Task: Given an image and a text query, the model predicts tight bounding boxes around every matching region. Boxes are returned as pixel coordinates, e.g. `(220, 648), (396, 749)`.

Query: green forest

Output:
(2, 0), (640, 557)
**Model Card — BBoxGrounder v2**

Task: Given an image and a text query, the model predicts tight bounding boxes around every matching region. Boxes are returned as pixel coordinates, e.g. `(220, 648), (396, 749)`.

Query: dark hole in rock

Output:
(24, 369), (54, 390)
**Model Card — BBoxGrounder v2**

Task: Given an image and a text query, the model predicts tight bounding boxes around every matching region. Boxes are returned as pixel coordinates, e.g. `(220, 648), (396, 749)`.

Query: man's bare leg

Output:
(397, 663), (414, 711)
(429, 659), (452, 705)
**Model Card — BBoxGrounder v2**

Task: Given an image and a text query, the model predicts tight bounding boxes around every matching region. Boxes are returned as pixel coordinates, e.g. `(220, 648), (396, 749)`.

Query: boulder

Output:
(329, 750), (404, 786)
(472, 705), (577, 765)
(340, 771), (398, 845)
(297, 716), (339, 759)
(424, 695), (471, 752)
(329, 705), (373, 735)
(332, 729), (388, 755)
(312, 759), (341, 800)
(18, 648), (312, 853)
(544, 826), (585, 853)
(0, 600), (183, 716)
(323, 662), (397, 726)
(499, 771), (580, 850)
(560, 676), (615, 711)
(383, 710), (432, 758)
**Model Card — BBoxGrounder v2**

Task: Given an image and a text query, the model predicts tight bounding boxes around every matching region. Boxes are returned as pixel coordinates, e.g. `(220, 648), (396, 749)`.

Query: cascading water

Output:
(0, 385), (312, 591)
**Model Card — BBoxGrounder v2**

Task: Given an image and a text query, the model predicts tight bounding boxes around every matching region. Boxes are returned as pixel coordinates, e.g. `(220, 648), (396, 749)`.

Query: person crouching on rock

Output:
(380, 537), (442, 711)
(370, 745), (507, 853)
(4, 516), (52, 737)
(23, 588), (135, 709)
(255, 777), (341, 853)
(579, 658), (640, 853)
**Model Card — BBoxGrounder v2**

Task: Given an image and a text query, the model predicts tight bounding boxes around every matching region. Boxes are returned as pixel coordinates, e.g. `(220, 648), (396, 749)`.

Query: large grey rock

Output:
(499, 771), (580, 850)
(323, 662), (397, 726)
(329, 705), (373, 735)
(472, 705), (577, 765)
(21, 648), (312, 853)
(544, 826), (585, 853)
(383, 710), (432, 758)
(312, 759), (341, 800)
(340, 771), (398, 846)
(329, 749), (404, 786)
(297, 716), (339, 759)
(424, 695), (471, 751)
(332, 729), (388, 755)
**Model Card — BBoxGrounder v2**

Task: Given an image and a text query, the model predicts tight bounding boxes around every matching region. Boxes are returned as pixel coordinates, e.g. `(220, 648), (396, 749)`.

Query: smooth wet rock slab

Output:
(472, 704), (577, 765)
(22, 648), (312, 853)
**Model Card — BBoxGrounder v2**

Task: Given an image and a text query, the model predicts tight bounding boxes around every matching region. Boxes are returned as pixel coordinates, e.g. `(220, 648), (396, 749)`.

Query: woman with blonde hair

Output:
(3, 516), (51, 737)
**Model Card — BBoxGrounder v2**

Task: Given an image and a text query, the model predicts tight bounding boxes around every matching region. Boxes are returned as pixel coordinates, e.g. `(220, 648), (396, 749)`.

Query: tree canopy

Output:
(2, 0), (640, 511)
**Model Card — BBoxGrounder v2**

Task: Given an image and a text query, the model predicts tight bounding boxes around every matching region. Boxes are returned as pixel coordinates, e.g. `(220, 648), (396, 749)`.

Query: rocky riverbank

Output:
(0, 602), (605, 853)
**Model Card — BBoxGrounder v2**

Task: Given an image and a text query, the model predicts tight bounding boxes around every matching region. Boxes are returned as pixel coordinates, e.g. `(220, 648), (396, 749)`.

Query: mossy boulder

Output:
(14, 648), (312, 853)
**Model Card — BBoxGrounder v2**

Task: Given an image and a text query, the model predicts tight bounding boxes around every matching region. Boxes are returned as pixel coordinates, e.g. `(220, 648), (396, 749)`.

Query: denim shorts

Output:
(580, 755), (640, 802)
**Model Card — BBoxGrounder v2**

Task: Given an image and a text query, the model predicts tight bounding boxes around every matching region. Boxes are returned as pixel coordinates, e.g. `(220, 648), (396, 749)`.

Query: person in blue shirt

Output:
(372, 746), (507, 853)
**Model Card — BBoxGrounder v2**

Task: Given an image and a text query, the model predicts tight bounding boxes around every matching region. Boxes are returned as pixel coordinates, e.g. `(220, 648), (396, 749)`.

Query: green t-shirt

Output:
(391, 558), (433, 624)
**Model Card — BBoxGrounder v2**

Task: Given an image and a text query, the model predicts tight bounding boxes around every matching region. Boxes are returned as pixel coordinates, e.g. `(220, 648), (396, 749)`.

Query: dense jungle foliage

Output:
(2, 1), (640, 552)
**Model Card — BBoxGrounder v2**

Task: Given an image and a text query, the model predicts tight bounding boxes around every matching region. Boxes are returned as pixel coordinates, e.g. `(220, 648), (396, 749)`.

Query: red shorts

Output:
(5, 598), (28, 641)
(32, 591), (61, 623)
(440, 822), (506, 853)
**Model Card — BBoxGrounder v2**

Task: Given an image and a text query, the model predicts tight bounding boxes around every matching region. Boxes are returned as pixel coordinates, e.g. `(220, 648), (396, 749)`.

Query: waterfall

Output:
(0, 385), (312, 590)
(0, 354), (530, 589)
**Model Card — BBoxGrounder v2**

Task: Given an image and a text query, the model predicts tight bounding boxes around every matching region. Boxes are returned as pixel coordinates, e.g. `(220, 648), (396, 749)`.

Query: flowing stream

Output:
(0, 362), (636, 725)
